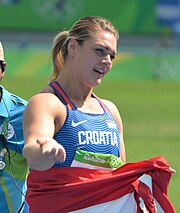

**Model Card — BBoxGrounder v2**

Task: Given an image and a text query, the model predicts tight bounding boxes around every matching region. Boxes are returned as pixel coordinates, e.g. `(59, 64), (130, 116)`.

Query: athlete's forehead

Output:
(91, 31), (117, 54)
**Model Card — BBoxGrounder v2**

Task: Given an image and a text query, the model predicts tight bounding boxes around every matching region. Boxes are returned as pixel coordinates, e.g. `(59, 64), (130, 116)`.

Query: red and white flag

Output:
(26, 156), (175, 213)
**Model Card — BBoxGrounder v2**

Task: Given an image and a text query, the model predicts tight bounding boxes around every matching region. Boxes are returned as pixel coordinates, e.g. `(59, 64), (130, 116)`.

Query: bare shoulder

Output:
(25, 86), (65, 116)
(23, 86), (67, 135)
(29, 85), (57, 105)
(101, 99), (119, 113)
(101, 99), (123, 128)
(28, 92), (58, 109)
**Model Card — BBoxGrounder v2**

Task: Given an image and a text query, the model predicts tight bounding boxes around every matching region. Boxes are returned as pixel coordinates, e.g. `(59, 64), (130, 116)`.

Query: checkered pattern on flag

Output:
(26, 156), (175, 213)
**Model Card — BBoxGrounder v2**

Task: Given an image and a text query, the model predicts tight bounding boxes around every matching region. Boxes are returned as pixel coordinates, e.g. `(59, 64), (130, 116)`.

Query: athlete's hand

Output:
(37, 138), (66, 163)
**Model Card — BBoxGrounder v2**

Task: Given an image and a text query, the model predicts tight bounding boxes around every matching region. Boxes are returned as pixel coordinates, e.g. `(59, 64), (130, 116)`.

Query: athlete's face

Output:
(73, 30), (117, 88)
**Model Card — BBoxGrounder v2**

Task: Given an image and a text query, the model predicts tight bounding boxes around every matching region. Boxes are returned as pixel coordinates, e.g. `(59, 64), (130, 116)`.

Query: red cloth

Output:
(26, 156), (175, 213)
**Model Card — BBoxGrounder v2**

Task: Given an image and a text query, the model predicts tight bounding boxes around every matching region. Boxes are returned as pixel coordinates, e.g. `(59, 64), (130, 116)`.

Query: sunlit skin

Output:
(23, 30), (126, 171)
(66, 30), (117, 87)
(56, 30), (117, 104)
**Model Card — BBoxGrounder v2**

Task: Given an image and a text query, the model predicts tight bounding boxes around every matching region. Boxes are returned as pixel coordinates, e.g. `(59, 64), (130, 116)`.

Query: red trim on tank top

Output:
(52, 82), (74, 110)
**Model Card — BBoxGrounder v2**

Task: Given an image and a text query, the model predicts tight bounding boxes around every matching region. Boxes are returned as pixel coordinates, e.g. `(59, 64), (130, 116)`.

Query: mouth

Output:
(93, 68), (104, 75)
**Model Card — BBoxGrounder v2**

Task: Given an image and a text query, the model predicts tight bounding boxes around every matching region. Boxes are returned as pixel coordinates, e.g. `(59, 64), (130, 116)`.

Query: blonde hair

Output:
(50, 16), (119, 82)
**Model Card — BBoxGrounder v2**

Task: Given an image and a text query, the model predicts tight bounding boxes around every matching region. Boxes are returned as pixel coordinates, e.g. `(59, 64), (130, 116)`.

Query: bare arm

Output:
(102, 99), (126, 164)
(22, 93), (66, 170)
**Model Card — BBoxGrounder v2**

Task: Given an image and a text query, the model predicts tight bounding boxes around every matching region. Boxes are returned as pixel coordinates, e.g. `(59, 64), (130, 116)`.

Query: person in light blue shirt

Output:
(0, 41), (29, 213)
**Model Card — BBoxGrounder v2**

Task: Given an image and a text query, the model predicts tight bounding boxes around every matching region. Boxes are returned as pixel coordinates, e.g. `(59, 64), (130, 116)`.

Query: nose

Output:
(101, 55), (112, 66)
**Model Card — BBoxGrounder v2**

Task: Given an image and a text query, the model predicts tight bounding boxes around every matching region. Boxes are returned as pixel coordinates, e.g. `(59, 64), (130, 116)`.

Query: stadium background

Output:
(0, 0), (180, 211)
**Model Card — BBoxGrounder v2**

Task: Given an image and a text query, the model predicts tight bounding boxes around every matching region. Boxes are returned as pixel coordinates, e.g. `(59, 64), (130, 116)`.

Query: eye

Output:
(0, 61), (6, 72)
(95, 48), (105, 56)
(95, 48), (115, 61)
(110, 54), (115, 61)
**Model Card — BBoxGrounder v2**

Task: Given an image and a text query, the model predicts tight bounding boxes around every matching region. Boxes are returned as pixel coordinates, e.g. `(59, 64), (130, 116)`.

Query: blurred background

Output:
(0, 0), (179, 211)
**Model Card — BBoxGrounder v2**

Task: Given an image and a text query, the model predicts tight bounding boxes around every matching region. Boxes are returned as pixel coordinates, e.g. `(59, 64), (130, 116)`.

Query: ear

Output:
(67, 38), (78, 56)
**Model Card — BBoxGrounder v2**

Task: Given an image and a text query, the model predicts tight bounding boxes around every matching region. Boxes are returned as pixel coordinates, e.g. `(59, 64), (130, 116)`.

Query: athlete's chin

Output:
(93, 79), (102, 87)
(85, 78), (102, 88)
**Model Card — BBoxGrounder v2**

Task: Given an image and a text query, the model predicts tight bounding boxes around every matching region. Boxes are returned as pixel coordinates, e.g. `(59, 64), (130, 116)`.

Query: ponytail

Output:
(50, 31), (69, 82)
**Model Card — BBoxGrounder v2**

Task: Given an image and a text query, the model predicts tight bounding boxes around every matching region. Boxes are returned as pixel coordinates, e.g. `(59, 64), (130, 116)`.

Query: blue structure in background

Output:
(156, 0), (180, 35)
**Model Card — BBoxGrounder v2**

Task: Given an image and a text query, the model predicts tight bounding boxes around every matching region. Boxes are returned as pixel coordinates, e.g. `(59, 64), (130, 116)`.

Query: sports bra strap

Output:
(92, 93), (111, 113)
(49, 81), (76, 110)
(49, 82), (112, 114)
